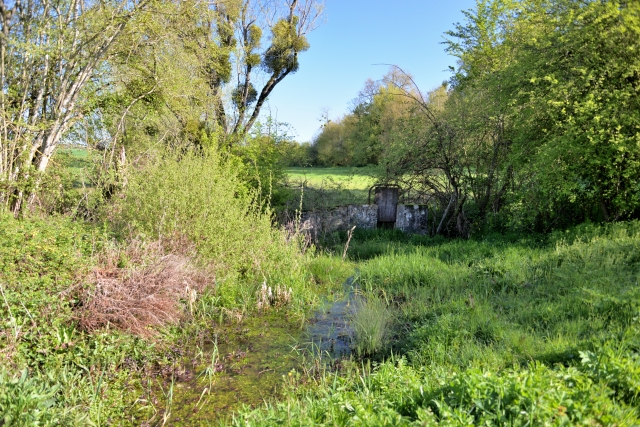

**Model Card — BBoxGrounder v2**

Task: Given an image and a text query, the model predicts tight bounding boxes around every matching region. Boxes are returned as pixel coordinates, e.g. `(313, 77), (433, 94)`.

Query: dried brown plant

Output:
(78, 237), (211, 337)
(256, 281), (293, 311)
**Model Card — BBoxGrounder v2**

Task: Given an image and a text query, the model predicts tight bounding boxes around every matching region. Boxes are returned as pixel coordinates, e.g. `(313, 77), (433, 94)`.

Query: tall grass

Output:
(115, 147), (314, 315)
(0, 213), (167, 424)
(351, 295), (393, 356)
(231, 221), (640, 425)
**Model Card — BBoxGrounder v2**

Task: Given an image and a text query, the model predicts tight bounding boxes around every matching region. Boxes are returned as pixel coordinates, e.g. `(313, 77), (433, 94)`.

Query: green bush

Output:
(115, 146), (313, 313)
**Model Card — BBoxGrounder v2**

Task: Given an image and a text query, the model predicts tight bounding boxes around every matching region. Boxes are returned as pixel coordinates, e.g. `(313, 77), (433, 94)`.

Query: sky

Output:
(263, 0), (478, 143)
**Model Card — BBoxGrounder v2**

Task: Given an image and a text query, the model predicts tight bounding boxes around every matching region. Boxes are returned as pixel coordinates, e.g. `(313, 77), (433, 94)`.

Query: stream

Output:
(158, 278), (358, 426)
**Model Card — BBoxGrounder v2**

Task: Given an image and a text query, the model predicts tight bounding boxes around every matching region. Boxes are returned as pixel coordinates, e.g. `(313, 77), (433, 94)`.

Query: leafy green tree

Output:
(0, 0), (152, 214)
(235, 119), (295, 207)
(515, 0), (640, 221)
(443, 0), (640, 230)
(282, 141), (313, 167)
(212, 0), (322, 141)
(313, 117), (356, 166)
(67, 0), (322, 212)
(312, 71), (416, 167)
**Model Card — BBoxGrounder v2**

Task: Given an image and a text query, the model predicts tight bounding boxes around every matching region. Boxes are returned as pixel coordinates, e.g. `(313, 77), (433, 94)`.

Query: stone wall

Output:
(301, 205), (376, 240)
(396, 204), (429, 234)
(300, 204), (429, 237)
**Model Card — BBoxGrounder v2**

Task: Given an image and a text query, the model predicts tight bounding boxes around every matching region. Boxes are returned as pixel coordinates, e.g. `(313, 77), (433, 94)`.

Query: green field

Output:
(233, 223), (640, 425)
(286, 166), (378, 209)
(51, 146), (94, 188)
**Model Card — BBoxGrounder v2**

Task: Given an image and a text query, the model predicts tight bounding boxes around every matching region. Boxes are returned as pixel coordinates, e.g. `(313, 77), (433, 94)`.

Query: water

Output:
(158, 278), (357, 426)
(304, 276), (358, 358)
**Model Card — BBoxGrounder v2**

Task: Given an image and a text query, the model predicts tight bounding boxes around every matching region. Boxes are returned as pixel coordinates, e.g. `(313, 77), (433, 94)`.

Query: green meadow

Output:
(233, 222), (640, 425)
(286, 166), (377, 209)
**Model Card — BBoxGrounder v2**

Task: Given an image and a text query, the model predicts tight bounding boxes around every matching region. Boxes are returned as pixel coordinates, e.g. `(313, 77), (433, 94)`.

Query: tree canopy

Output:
(305, 0), (640, 235)
(0, 0), (323, 215)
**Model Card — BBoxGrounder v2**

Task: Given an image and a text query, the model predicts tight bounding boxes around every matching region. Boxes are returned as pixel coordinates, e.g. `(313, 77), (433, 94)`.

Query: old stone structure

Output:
(396, 204), (429, 234)
(300, 203), (429, 237)
(297, 186), (430, 238)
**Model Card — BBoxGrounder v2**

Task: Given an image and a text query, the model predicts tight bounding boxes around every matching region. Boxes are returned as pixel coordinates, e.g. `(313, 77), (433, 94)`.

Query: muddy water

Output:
(161, 279), (357, 426)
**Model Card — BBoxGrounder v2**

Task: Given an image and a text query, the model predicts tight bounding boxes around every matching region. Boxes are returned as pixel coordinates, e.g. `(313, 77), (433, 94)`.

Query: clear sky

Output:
(264, 0), (478, 142)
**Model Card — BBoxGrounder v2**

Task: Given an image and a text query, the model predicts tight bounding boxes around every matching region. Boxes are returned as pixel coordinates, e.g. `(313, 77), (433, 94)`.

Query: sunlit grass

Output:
(286, 166), (377, 190)
(285, 166), (378, 208)
(232, 221), (640, 425)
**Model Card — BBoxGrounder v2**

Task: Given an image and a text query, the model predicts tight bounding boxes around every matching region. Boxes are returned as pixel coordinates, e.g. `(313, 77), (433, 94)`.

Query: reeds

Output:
(350, 295), (392, 356)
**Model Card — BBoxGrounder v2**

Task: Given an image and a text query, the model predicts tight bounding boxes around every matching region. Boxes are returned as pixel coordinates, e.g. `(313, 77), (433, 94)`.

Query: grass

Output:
(4, 145), (640, 425)
(232, 221), (640, 425)
(285, 166), (377, 209)
(286, 166), (377, 189)
(53, 146), (93, 186)
(351, 294), (393, 357)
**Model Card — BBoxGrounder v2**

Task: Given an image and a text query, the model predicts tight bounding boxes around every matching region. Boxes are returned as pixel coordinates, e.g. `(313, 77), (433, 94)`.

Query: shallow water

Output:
(161, 316), (302, 426)
(159, 278), (357, 426)
(303, 277), (358, 358)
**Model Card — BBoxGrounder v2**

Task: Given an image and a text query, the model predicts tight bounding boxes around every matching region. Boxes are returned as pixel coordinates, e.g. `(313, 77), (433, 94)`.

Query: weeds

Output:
(79, 239), (211, 337)
(231, 221), (640, 425)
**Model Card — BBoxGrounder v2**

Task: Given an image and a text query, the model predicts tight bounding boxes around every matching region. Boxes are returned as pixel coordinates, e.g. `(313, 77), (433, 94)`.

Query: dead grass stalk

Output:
(78, 238), (211, 337)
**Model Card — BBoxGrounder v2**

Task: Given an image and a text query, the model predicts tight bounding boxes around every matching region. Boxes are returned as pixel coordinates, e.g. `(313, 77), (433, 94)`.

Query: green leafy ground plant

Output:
(232, 221), (640, 425)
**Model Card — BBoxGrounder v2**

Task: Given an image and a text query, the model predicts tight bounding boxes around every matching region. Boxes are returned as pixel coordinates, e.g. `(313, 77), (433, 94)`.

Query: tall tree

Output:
(0, 0), (151, 214)
(448, 0), (640, 225)
(211, 0), (322, 141)
(94, 0), (323, 156)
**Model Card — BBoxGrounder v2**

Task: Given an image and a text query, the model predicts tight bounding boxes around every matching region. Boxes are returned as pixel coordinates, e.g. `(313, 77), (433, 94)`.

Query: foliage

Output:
(443, 0), (640, 229)
(235, 120), (297, 208)
(313, 117), (358, 166)
(0, 213), (163, 424)
(0, 0), (152, 214)
(114, 145), (313, 313)
(513, 0), (640, 221)
(233, 221), (640, 425)
(310, 71), (416, 168)
(351, 295), (393, 357)
(0, 370), (72, 426)
(283, 141), (314, 167)
(307, 0), (640, 236)
(0, 166), (318, 424)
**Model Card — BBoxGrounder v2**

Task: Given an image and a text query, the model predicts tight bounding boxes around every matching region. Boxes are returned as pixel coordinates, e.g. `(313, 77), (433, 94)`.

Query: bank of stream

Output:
(158, 277), (359, 426)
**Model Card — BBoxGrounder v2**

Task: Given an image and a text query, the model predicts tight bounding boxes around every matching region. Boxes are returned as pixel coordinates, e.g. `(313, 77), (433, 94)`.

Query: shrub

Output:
(114, 146), (312, 313)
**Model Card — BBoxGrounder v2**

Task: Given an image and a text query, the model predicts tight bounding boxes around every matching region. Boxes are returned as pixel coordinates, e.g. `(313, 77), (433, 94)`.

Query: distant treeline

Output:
(293, 0), (640, 236)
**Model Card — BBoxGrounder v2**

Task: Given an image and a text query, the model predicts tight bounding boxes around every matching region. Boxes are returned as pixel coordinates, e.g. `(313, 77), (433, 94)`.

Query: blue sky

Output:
(264, 0), (477, 142)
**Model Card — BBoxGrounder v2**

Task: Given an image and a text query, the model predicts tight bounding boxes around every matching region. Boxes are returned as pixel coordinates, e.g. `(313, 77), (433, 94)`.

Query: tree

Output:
(87, 0), (323, 191)
(91, 1), (222, 153)
(0, 0), (151, 215)
(447, 0), (640, 227)
(517, 0), (640, 221)
(311, 71), (416, 167)
(211, 0), (322, 141)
